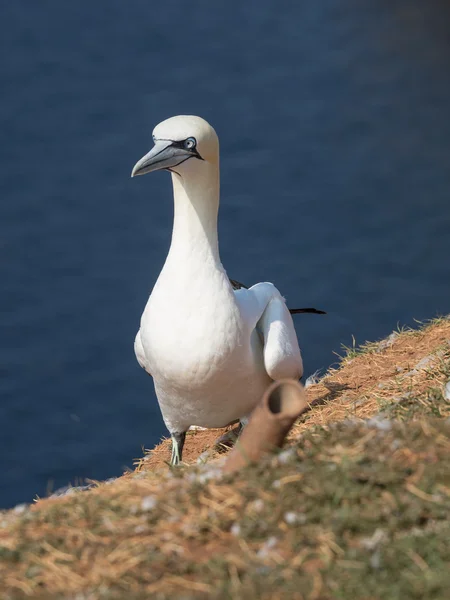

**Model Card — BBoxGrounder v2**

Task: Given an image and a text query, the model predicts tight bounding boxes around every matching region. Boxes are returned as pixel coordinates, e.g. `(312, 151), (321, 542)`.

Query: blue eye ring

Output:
(184, 137), (196, 150)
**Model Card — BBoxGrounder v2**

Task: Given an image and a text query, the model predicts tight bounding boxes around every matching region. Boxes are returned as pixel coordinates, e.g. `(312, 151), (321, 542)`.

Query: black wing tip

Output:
(229, 277), (326, 315)
(229, 278), (249, 290)
(289, 308), (327, 315)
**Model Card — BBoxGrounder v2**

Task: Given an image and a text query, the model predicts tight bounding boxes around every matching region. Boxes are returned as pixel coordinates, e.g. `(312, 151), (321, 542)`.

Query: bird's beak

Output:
(131, 140), (193, 177)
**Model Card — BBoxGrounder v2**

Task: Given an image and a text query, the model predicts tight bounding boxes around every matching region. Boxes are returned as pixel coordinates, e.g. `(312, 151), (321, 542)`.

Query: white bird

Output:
(132, 115), (305, 465)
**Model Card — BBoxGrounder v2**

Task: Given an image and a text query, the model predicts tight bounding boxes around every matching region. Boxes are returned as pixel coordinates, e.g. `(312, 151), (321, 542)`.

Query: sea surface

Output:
(1, 1), (450, 508)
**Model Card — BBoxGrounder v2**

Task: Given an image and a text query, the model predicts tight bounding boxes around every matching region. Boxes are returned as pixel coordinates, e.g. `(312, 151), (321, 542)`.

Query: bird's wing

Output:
(229, 278), (248, 290)
(134, 329), (151, 376)
(235, 282), (303, 381)
(229, 277), (326, 315)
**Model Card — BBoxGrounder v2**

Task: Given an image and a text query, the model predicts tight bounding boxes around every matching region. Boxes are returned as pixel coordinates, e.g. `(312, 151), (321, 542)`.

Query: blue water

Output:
(1, 1), (449, 508)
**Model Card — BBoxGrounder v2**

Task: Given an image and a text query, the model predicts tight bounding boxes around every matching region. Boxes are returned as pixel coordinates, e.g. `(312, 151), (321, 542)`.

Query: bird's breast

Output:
(140, 283), (247, 388)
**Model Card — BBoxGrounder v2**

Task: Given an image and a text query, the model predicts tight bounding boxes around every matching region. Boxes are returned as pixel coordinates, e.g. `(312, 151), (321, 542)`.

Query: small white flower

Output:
(141, 496), (157, 511)
(444, 381), (450, 401)
(251, 499), (264, 512)
(370, 550), (382, 570)
(284, 511), (298, 524)
(265, 536), (278, 549)
(284, 512), (307, 525)
(257, 536), (278, 558)
(13, 503), (27, 515)
(361, 528), (387, 551)
(230, 523), (241, 536)
(278, 449), (295, 464)
(366, 417), (392, 431)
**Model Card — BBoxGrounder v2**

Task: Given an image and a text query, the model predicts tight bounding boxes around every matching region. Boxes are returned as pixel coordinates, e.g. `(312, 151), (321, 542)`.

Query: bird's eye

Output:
(184, 137), (196, 150)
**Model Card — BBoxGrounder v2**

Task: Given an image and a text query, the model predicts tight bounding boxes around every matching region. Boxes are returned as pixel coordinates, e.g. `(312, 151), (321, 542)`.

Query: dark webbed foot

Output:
(170, 431), (186, 466)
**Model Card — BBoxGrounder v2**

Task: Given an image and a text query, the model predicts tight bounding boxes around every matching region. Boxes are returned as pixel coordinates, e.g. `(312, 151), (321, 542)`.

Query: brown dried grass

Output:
(136, 318), (450, 469)
(0, 317), (449, 599)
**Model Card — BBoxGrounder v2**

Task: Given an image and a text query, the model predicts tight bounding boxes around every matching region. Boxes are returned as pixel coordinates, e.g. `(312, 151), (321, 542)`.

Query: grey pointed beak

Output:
(131, 140), (193, 177)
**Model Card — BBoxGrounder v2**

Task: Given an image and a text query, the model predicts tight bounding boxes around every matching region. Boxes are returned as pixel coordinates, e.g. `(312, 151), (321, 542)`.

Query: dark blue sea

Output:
(1, 1), (449, 508)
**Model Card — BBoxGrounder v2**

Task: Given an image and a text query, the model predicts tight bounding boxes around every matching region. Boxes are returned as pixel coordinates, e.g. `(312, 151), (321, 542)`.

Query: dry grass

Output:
(1, 317), (449, 599)
(138, 316), (450, 469)
(292, 317), (450, 431)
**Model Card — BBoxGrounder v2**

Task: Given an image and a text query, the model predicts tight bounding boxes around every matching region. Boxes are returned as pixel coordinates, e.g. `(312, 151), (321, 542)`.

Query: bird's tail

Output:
(289, 307), (326, 315)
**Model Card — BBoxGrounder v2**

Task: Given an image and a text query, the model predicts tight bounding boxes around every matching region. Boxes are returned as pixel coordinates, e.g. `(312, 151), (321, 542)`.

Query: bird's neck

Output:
(168, 162), (221, 267)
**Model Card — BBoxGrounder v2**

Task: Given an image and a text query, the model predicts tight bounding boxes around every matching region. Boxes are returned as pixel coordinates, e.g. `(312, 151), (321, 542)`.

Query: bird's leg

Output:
(170, 431), (186, 466)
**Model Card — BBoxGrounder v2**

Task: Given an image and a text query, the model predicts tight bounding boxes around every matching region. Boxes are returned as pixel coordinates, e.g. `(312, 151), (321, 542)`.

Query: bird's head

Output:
(131, 115), (219, 178)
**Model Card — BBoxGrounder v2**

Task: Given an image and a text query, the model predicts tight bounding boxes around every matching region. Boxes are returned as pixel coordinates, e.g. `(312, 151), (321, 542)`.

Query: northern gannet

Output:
(132, 115), (306, 465)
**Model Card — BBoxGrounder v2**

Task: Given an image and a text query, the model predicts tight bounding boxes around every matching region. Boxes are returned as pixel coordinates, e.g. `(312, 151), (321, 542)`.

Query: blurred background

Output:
(1, 0), (450, 508)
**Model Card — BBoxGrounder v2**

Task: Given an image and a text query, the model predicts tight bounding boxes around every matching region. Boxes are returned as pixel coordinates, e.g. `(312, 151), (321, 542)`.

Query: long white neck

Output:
(167, 160), (221, 268)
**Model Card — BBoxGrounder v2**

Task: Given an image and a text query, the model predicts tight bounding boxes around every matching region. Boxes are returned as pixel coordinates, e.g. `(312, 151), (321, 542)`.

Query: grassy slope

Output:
(1, 318), (449, 599)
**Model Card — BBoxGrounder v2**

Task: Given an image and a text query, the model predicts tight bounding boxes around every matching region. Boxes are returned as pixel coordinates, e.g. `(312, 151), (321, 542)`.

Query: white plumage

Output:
(131, 115), (303, 463)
